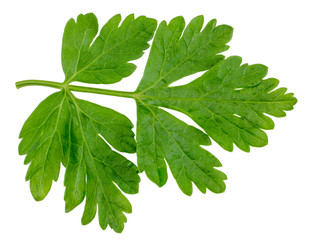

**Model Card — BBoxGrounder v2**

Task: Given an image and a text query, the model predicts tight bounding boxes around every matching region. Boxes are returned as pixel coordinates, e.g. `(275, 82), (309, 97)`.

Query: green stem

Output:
(15, 79), (138, 99)
(16, 80), (63, 90)
(68, 85), (137, 98)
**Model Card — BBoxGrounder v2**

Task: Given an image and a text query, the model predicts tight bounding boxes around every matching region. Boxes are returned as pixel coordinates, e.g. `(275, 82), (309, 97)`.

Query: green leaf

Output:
(19, 89), (139, 232)
(136, 15), (233, 92)
(135, 16), (233, 192)
(135, 16), (296, 193)
(19, 91), (70, 200)
(64, 93), (139, 233)
(139, 56), (297, 152)
(16, 13), (297, 233)
(72, 98), (136, 153)
(136, 101), (226, 195)
(18, 13), (159, 232)
(62, 13), (157, 84)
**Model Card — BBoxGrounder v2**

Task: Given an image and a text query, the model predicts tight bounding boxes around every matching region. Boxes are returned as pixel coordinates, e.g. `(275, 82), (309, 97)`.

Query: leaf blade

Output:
(64, 92), (139, 232)
(141, 56), (297, 152)
(136, 16), (233, 92)
(62, 13), (157, 84)
(19, 91), (71, 200)
(137, 101), (226, 195)
(136, 16), (296, 195)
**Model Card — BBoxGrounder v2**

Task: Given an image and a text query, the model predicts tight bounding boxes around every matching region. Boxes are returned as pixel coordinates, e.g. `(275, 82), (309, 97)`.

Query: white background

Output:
(1, 0), (309, 239)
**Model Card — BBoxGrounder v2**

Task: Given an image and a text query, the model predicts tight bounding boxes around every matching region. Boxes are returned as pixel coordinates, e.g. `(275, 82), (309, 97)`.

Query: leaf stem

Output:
(68, 85), (137, 99)
(15, 79), (138, 99)
(16, 80), (63, 90)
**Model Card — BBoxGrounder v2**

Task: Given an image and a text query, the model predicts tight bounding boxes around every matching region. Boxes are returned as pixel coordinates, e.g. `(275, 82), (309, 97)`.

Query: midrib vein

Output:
(140, 95), (294, 104)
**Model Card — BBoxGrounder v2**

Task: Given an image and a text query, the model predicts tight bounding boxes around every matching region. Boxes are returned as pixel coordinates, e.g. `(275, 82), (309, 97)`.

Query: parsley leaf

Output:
(16, 13), (297, 232)
(135, 16), (233, 193)
(19, 89), (140, 232)
(18, 13), (156, 233)
(136, 16), (233, 91)
(136, 54), (297, 194)
(62, 13), (157, 84)
(19, 91), (70, 200)
(64, 92), (139, 232)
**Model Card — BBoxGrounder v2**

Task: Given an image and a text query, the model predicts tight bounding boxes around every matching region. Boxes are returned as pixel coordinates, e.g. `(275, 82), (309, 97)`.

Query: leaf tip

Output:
(206, 18), (217, 30)
(31, 189), (48, 202)
(193, 15), (204, 24)
(210, 24), (234, 46)
(65, 202), (75, 213)
(170, 15), (185, 28)
(156, 175), (168, 188)
(226, 55), (243, 65)
(215, 183), (226, 194)
(81, 212), (95, 226)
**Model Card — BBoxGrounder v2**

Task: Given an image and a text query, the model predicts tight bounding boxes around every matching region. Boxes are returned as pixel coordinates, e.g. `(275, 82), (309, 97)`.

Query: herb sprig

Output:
(16, 13), (297, 233)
